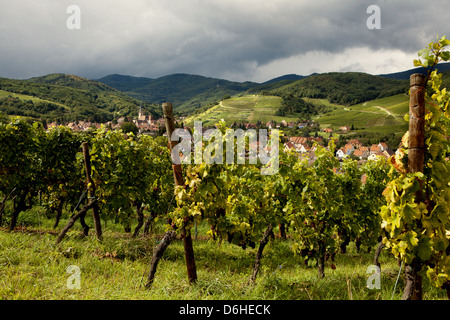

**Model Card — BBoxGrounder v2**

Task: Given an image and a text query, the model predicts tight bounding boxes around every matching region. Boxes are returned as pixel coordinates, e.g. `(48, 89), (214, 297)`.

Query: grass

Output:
(314, 94), (409, 134)
(0, 206), (447, 300)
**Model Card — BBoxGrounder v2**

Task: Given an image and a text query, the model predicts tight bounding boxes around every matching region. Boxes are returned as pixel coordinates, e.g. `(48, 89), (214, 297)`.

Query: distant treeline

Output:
(275, 94), (333, 119)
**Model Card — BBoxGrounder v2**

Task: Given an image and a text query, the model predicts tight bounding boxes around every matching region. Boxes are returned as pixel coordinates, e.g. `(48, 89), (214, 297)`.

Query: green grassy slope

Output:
(184, 92), (410, 137)
(313, 94), (409, 136)
(0, 214), (446, 300)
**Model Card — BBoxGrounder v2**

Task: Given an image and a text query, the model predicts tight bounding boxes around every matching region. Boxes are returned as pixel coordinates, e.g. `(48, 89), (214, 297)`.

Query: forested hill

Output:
(97, 73), (260, 113)
(2, 65), (449, 123)
(0, 74), (160, 122)
(378, 62), (450, 80)
(28, 73), (118, 93)
(97, 70), (415, 114)
(267, 72), (409, 106)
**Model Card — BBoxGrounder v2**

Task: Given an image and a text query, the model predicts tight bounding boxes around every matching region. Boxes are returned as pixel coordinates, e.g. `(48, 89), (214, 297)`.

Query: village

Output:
(239, 120), (396, 163)
(284, 135), (395, 162)
(46, 107), (396, 164)
(46, 107), (165, 134)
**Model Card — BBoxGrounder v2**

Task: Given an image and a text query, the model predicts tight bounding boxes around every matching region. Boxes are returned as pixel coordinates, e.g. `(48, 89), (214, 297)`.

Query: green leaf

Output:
(403, 113), (410, 122)
(196, 182), (215, 197)
(402, 203), (419, 223)
(431, 203), (449, 224)
(438, 36), (450, 47)
(403, 230), (419, 247)
(440, 51), (450, 61)
(418, 48), (429, 57)
(417, 237), (432, 261)
(413, 59), (423, 67)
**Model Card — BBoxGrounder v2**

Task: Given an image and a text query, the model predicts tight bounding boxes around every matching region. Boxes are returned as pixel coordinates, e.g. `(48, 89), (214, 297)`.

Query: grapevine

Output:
(381, 36), (450, 299)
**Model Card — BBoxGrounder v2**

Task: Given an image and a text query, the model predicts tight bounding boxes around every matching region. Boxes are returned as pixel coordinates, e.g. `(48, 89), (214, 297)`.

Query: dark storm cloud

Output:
(0, 0), (448, 82)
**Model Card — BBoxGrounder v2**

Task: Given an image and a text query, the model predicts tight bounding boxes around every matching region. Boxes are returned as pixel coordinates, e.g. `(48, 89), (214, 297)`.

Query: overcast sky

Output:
(0, 0), (448, 83)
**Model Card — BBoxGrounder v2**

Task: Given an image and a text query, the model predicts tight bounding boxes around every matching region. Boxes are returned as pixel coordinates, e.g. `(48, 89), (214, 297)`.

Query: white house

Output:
(368, 151), (386, 161)
(378, 142), (389, 151)
(336, 147), (349, 159)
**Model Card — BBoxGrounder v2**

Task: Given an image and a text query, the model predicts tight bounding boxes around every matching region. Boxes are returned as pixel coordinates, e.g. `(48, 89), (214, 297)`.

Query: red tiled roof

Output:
(370, 144), (381, 152)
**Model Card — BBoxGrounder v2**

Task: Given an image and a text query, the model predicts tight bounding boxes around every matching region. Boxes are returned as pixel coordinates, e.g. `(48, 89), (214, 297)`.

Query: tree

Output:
(120, 121), (139, 136)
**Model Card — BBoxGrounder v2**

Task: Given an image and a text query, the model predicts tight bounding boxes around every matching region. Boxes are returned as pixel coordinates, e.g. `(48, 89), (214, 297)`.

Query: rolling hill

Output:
(0, 74), (160, 122)
(96, 73), (260, 114)
(268, 72), (409, 106)
(314, 93), (409, 133)
(184, 95), (286, 127)
(378, 62), (450, 80)
(96, 71), (412, 115)
(2, 64), (449, 130)
(184, 92), (410, 136)
(261, 74), (305, 84)
(186, 67), (450, 137)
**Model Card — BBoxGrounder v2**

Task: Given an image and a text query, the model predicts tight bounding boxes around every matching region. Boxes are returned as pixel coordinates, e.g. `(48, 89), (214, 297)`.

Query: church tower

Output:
(137, 106), (152, 124)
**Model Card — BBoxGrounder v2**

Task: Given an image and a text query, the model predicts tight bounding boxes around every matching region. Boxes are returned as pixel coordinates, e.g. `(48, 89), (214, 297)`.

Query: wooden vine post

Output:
(162, 102), (197, 285)
(403, 73), (426, 300)
(145, 103), (197, 288)
(407, 73), (426, 178)
(56, 142), (102, 244)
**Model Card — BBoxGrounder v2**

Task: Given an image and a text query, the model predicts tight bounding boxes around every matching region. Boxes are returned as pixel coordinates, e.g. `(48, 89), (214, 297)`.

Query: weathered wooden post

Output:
(403, 73), (426, 300)
(407, 73), (426, 177)
(162, 102), (197, 285)
(162, 103), (185, 187)
(56, 142), (101, 244)
(146, 102), (200, 287)
(82, 142), (103, 241)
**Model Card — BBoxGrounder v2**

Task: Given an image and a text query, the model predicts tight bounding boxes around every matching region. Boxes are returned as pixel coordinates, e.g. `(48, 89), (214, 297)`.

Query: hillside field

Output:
(184, 93), (410, 138)
(184, 95), (299, 126)
(314, 94), (409, 134)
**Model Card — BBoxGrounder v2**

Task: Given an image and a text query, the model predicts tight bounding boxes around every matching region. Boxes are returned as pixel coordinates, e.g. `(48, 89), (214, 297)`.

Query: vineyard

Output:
(0, 39), (449, 301)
